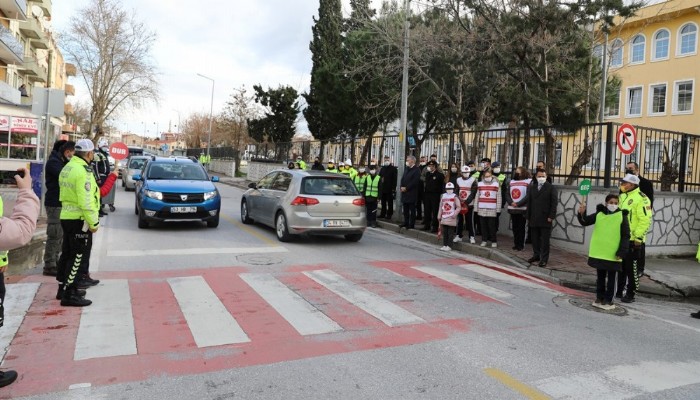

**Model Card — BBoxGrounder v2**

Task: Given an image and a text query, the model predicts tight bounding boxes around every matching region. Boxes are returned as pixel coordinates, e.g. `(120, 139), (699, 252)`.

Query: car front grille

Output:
(162, 193), (205, 203)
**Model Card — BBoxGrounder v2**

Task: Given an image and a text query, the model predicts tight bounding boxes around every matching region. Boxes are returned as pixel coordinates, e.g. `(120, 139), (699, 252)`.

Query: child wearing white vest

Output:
(474, 170), (502, 248)
(438, 182), (461, 251)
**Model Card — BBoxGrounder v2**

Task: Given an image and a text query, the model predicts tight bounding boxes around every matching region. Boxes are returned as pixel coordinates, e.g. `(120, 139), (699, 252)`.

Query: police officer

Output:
(617, 174), (653, 303)
(57, 139), (100, 307)
(43, 140), (75, 276)
(296, 156), (307, 170)
(344, 159), (358, 179)
(326, 159), (339, 173)
(365, 165), (381, 228)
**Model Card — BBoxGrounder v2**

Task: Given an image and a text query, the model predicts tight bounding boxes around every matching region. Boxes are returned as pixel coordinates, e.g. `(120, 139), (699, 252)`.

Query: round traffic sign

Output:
(578, 179), (591, 196)
(617, 124), (637, 155)
(109, 142), (129, 160)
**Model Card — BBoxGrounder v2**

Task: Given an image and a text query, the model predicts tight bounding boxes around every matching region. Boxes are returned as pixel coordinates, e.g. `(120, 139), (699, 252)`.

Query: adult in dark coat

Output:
(400, 155), (421, 229)
(527, 169), (557, 267)
(43, 140), (75, 276)
(378, 156), (398, 219)
(310, 157), (325, 171)
(422, 160), (445, 233)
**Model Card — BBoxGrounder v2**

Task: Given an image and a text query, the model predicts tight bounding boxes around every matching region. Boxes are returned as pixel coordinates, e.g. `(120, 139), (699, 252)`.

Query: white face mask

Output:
(493, 168), (501, 174)
(420, 161), (426, 166)
(406, 162), (411, 167)
(607, 204), (619, 213)
(427, 167), (434, 173)
(451, 168), (457, 173)
(479, 163), (485, 169)
(384, 161), (390, 166)
(370, 169), (376, 175)
(359, 168), (366, 173)
(484, 177), (493, 183)
(537, 177), (546, 184)
(446, 189), (454, 194)
(462, 173), (469, 177)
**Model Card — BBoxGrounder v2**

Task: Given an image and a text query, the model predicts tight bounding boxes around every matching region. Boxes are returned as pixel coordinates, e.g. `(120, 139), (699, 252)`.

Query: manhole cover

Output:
(568, 297), (628, 316)
(236, 254), (283, 266)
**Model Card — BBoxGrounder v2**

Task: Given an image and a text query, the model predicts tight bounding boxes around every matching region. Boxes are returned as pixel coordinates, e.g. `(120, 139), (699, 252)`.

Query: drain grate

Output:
(236, 254), (284, 266)
(568, 297), (628, 316)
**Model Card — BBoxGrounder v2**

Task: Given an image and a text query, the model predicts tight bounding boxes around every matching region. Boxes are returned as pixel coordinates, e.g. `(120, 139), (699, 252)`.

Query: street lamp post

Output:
(196, 73), (215, 163)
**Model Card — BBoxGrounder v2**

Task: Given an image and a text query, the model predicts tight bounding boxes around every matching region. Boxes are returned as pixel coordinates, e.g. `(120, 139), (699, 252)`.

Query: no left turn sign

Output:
(617, 124), (637, 155)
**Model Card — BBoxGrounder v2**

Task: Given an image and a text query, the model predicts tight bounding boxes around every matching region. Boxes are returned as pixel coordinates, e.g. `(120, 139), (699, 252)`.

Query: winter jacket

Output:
(44, 150), (68, 207)
(59, 156), (100, 229)
(527, 181), (557, 227)
(0, 189), (39, 251)
(619, 187), (653, 243)
(474, 180), (502, 217)
(438, 193), (461, 226)
(400, 165), (421, 204)
(578, 204), (630, 272)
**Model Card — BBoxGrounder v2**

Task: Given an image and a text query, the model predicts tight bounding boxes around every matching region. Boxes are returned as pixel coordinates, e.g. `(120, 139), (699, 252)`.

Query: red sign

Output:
(617, 124), (637, 155)
(10, 117), (38, 134)
(109, 142), (129, 160)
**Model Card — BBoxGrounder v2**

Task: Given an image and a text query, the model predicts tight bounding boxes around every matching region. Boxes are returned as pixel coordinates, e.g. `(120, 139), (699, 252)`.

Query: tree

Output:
(182, 113), (210, 149)
(248, 85), (299, 144)
(218, 86), (256, 174)
(60, 0), (159, 140)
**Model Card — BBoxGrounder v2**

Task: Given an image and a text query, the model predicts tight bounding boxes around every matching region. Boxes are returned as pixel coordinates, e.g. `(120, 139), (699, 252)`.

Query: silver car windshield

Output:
(129, 159), (145, 169)
(301, 177), (359, 196)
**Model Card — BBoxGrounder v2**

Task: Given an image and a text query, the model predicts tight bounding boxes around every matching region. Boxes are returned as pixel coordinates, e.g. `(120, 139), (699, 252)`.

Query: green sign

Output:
(579, 179), (591, 196)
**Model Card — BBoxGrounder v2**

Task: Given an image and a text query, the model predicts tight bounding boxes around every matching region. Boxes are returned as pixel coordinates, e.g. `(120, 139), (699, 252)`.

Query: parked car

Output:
(241, 170), (366, 242)
(122, 156), (149, 191)
(134, 157), (221, 229)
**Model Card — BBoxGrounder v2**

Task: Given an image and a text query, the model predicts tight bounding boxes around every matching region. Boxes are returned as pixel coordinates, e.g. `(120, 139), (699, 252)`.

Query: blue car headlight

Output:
(145, 190), (163, 200)
(204, 190), (218, 201)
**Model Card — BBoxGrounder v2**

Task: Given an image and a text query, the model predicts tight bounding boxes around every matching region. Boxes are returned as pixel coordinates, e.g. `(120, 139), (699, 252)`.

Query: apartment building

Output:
(604, 0), (700, 135)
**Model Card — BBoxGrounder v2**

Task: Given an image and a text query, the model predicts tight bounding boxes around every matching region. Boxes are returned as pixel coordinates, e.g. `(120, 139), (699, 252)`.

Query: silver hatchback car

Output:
(241, 170), (367, 242)
(122, 156), (149, 191)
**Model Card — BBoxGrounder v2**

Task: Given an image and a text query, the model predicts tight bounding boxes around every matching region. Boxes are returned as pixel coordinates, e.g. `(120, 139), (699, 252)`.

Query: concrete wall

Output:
(497, 186), (700, 257)
(247, 161), (285, 182)
(208, 160), (236, 177)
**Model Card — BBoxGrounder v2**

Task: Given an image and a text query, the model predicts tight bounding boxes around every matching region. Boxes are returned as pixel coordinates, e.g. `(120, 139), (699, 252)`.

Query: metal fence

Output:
(188, 122), (700, 192)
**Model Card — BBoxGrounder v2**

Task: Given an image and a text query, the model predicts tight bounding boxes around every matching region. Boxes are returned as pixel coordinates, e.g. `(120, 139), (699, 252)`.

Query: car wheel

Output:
(138, 208), (149, 229)
(275, 212), (292, 242)
(207, 214), (220, 228)
(241, 200), (253, 224)
(344, 233), (363, 242)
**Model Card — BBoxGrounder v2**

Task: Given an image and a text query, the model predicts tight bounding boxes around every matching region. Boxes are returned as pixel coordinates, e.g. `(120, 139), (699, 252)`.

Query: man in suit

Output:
(527, 169), (557, 267)
(378, 155), (398, 219)
(400, 155), (421, 230)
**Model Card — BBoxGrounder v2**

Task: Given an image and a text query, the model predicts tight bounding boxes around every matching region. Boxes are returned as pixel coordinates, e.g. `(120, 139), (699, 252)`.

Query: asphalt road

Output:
(4, 182), (700, 400)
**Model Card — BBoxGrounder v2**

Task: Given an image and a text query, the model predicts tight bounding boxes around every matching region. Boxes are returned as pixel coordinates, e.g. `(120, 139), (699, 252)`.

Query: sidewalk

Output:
(218, 175), (700, 299)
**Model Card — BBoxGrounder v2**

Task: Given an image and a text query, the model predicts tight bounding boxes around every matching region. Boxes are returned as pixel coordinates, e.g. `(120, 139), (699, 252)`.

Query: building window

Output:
(605, 89), (621, 118)
(673, 80), (694, 114)
(678, 23), (697, 56)
(653, 29), (670, 60)
(610, 39), (623, 67)
(630, 34), (645, 64)
(535, 142), (562, 169)
(627, 86), (643, 117)
(645, 141), (663, 172)
(649, 84), (667, 115)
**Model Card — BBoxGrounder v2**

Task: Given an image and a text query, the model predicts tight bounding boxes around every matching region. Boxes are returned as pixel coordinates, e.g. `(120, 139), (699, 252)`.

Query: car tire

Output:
(207, 214), (220, 228)
(138, 209), (149, 229)
(241, 200), (253, 224)
(275, 212), (292, 242)
(344, 233), (363, 242)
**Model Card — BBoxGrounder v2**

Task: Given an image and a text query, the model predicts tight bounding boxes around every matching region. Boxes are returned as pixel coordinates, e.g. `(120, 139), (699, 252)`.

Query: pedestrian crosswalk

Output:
(0, 259), (573, 397)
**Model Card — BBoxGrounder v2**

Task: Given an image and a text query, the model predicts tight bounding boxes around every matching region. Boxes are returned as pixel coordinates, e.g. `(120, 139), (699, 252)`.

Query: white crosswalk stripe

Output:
(457, 264), (560, 294)
(413, 266), (514, 301)
(240, 273), (343, 335)
(0, 283), (39, 357)
(304, 269), (425, 327)
(168, 276), (250, 348)
(74, 279), (137, 360)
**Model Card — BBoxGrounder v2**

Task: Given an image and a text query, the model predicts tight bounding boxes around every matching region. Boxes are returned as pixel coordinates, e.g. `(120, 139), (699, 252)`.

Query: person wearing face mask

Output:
(438, 182), (461, 251)
(57, 139), (100, 307)
(417, 156), (428, 221)
(445, 163), (459, 187)
(326, 159), (339, 173)
(400, 156), (421, 229)
(616, 174), (653, 303)
(490, 161), (507, 232)
(625, 162), (653, 277)
(311, 157), (325, 171)
(505, 167), (532, 251)
(353, 167), (368, 195)
(365, 165), (381, 228)
(527, 169), (557, 267)
(535, 161), (553, 183)
(422, 160), (445, 233)
(577, 194), (630, 311)
(477, 157), (492, 181)
(455, 166), (476, 244)
(474, 171), (501, 247)
(378, 156), (397, 219)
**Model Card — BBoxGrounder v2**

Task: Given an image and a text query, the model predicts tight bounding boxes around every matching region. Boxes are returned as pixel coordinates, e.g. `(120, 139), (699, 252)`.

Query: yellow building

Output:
(604, 0), (700, 134)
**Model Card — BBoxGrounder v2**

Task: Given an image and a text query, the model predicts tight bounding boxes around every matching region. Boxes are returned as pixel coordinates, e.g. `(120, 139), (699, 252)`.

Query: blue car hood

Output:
(145, 179), (216, 193)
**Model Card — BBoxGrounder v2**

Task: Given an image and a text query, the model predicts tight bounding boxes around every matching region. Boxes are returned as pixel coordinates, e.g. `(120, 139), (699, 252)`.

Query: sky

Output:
(51, 0), (387, 138)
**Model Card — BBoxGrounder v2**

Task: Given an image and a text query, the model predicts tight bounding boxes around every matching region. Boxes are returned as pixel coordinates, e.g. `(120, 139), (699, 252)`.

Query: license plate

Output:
(171, 206), (197, 213)
(324, 219), (350, 227)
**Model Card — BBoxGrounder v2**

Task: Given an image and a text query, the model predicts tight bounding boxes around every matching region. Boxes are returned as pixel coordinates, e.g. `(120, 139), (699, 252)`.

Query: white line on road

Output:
(413, 267), (514, 301)
(0, 283), (39, 358)
(626, 308), (700, 334)
(303, 269), (425, 327)
(168, 276), (250, 347)
(74, 280), (137, 361)
(240, 273), (343, 335)
(108, 246), (288, 257)
(458, 264), (560, 294)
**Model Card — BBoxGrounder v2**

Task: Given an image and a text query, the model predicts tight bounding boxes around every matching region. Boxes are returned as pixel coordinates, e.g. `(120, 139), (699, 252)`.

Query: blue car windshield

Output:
(147, 163), (208, 180)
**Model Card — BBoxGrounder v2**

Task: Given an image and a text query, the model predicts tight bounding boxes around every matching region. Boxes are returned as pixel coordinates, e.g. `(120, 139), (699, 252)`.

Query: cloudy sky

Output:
(51, 0), (387, 137)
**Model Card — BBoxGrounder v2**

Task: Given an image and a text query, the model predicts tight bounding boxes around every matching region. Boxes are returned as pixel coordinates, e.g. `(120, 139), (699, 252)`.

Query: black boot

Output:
(0, 370), (18, 388)
(55, 285), (86, 300)
(82, 274), (100, 285)
(42, 264), (58, 277)
(61, 286), (92, 307)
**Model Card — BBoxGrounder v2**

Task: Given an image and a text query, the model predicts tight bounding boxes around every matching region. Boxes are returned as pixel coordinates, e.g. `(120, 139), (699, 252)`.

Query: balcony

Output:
(62, 123), (75, 133)
(0, 80), (20, 104)
(64, 103), (73, 114)
(0, 23), (23, 64)
(65, 63), (76, 77)
(27, 0), (49, 17)
(64, 83), (75, 96)
(19, 17), (49, 49)
(0, 0), (27, 20)
(21, 55), (47, 82)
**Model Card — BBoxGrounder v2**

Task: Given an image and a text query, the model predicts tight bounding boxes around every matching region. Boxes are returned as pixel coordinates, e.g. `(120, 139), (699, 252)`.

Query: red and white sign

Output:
(617, 124), (637, 155)
(0, 115), (9, 131)
(10, 117), (38, 134)
(109, 142), (129, 160)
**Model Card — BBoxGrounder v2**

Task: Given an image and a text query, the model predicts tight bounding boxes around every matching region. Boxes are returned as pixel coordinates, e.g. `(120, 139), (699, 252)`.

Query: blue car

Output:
(133, 157), (221, 228)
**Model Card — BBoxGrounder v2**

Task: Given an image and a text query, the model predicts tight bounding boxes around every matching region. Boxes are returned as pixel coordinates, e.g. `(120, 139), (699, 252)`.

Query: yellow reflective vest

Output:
(619, 187), (652, 242)
(59, 156), (100, 230)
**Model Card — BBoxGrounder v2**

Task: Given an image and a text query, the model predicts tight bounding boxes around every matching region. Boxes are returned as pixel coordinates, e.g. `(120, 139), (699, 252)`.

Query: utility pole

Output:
(394, 0), (410, 223)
